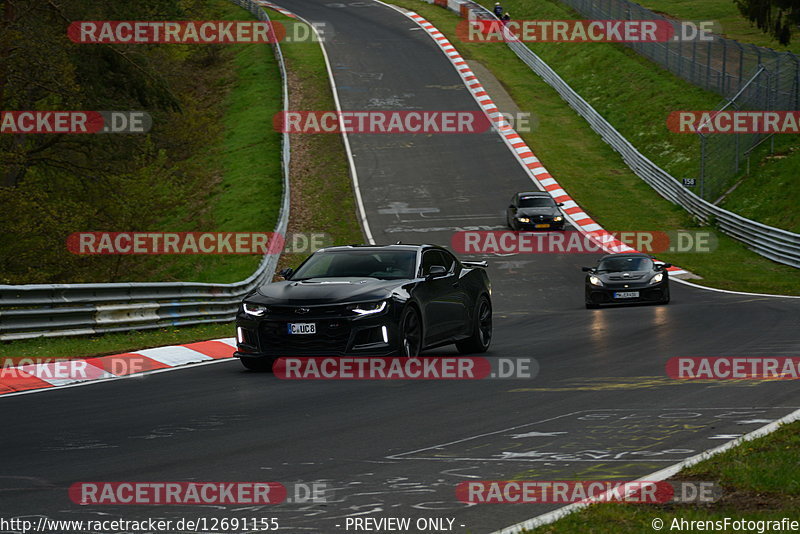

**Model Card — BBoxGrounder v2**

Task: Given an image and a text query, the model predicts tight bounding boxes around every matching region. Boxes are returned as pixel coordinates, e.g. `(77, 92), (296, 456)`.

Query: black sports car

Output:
(582, 253), (671, 309)
(506, 191), (565, 230)
(235, 244), (493, 371)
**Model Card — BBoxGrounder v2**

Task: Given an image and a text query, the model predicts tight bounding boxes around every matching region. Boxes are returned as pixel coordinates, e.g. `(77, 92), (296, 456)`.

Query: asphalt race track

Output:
(2, 1), (799, 533)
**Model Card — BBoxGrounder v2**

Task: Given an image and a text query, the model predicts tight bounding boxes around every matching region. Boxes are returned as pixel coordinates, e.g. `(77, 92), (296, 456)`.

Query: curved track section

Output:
(2, 2), (799, 533)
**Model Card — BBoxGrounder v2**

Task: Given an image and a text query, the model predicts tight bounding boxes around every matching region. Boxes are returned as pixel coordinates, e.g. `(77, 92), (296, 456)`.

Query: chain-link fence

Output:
(557, 0), (800, 202)
(559, 0), (800, 103)
(698, 64), (782, 201)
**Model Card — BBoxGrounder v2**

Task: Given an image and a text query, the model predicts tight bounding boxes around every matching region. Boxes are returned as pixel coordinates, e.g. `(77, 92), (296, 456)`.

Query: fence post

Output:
(720, 40), (727, 94)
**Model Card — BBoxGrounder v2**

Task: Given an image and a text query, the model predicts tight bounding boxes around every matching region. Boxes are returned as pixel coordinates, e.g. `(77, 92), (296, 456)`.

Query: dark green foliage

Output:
(734, 0), (800, 45)
(0, 0), (227, 283)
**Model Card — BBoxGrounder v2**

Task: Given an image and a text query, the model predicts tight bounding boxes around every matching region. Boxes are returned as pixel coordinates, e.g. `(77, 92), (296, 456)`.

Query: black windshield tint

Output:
(292, 250), (417, 280)
(597, 257), (653, 273)
(518, 197), (555, 208)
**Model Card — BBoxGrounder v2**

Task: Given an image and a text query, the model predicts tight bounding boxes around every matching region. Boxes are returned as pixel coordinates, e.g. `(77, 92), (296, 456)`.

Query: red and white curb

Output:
(402, 10), (688, 276)
(253, 0), (297, 18)
(0, 338), (236, 396)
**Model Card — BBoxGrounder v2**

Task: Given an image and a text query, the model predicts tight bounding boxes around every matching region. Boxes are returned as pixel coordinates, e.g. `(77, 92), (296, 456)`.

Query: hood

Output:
(517, 207), (559, 217)
(597, 270), (650, 282)
(249, 277), (405, 305)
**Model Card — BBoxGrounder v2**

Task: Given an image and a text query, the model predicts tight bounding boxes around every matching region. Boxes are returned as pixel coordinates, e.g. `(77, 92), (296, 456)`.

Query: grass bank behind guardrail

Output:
(390, 0), (800, 295)
(639, 0), (800, 54)
(469, 0), (800, 234)
(634, 0), (800, 234)
(142, 0), (283, 283)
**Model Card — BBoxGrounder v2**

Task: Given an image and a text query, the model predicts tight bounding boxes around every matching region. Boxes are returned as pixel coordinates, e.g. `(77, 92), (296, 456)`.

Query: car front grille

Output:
(258, 320), (352, 355)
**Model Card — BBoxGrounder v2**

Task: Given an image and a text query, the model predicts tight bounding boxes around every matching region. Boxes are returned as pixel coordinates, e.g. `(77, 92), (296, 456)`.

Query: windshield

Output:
(518, 196), (555, 208)
(291, 250), (418, 280)
(597, 256), (653, 273)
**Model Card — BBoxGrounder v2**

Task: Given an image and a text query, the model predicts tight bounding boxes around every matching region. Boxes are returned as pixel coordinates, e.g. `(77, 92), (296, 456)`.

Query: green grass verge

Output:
(524, 420), (800, 532)
(0, 10), (361, 364)
(389, 0), (800, 294)
(639, 0), (800, 54)
(148, 0), (284, 283)
(720, 146), (800, 233)
(631, 0), (800, 234)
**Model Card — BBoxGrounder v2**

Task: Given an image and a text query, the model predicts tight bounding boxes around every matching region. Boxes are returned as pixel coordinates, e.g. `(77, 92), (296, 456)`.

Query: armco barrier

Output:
(0, 0), (291, 341)
(422, 0), (800, 269)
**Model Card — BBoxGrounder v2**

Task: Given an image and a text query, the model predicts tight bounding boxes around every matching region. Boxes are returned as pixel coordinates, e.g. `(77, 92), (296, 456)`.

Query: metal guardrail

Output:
(422, 0), (800, 269)
(0, 0), (291, 341)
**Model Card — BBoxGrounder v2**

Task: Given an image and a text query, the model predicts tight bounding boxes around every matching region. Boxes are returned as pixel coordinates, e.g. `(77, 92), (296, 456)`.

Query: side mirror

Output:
(658, 263), (672, 270)
(581, 266), (594, 272)
(508, 204), (515, 209)
(426, 265), (448, 279)
(279, 267), (294, 279)
(557, 202), (564, 207)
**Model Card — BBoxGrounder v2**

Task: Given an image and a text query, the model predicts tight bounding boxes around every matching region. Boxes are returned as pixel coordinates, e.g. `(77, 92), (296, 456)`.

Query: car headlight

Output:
(650, 272), (664, 284)
(553, 216), (563, 222)
(243, 302), (269, 317)
(517, 217), (530, 223)
(589, 275), (603, 286)
(349, 301), (388, 316)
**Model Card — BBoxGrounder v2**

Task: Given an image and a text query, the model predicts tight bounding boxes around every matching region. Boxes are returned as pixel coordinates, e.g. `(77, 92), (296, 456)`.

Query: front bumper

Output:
(515, 219), (565, 230)
(235, 303), (404, 359)
(586, 281), (669, 305)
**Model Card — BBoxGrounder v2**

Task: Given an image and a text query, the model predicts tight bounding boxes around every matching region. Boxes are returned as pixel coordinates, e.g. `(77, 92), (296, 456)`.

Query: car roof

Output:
(517, 191), (550, 197)
(316, 244), (443, 253)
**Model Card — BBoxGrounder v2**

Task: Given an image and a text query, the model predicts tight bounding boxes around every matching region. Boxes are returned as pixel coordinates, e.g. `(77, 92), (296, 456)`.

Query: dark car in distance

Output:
(235, 244), (492, 370)
(506, 191), (565, 230)
(582, 253), (671, 309)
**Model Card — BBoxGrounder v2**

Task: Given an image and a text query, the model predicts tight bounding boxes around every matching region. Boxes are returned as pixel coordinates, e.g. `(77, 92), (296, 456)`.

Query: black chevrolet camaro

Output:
(235, 244), (492, 371)
(582, 253), (671, 309)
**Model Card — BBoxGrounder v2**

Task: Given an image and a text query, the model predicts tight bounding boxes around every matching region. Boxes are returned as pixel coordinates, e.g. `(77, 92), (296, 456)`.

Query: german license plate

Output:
(287, 323), (316, 335)
(535, 224), (550, 228)
(614, 291), (640, 299)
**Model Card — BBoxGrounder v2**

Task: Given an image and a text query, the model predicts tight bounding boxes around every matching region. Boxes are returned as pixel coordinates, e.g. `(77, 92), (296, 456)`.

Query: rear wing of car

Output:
(462, 260), (488, 268)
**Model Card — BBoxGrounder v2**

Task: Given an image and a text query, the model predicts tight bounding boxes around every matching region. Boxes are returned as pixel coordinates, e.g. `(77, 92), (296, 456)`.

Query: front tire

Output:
(400, 306), (423, 357)
(456, 295), (492, 354)
(661, 287), (671, 305)
(240, 358), (273, 372)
